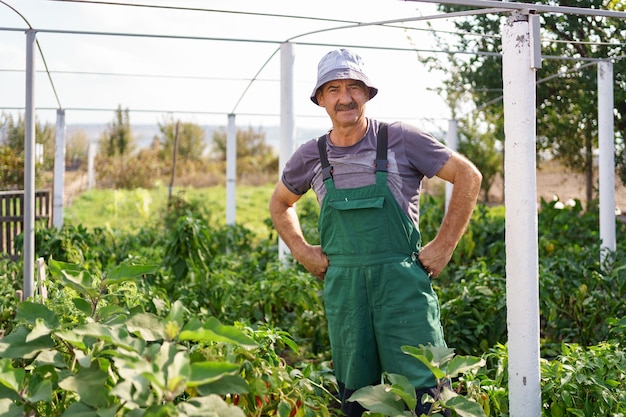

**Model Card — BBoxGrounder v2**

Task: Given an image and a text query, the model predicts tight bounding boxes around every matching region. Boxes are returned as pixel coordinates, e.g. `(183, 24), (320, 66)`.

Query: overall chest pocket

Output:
(328, 196), (384, 211)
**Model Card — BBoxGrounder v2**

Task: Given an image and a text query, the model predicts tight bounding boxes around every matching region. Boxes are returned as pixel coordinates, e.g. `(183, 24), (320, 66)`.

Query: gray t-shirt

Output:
(281, 118), (452, 227)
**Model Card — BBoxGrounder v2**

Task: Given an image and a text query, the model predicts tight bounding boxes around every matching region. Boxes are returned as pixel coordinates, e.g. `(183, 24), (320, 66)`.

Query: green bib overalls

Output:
(317, 124), (447, 415)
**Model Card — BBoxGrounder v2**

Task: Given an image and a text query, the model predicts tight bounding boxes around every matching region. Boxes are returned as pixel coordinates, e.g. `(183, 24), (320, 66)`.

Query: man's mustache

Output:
(335, 102), (358, 111)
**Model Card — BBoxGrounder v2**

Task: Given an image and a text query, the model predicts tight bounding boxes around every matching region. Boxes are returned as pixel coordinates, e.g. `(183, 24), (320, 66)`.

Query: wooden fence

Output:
(0, 190), (51, 260)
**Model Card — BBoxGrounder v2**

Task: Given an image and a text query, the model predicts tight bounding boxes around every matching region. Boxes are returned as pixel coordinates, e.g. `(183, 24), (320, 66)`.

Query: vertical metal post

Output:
(87, 143), (96, 190)
(23, 29), (37, 300)
(445, 118), (458, 213)
(53, 109), (66, 229)
(598, 60), (616, 263)
(226, 113), (236, 225)
(502, 11), (541, 417)
(279, 42), (295, 261)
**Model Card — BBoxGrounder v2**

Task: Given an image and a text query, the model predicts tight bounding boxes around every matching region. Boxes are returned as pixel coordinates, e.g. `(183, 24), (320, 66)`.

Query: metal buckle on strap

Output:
(322, 165), (334, 180)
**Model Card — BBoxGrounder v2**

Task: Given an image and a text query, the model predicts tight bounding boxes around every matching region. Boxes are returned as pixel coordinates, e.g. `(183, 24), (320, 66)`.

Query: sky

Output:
(0, 0), (459, 139)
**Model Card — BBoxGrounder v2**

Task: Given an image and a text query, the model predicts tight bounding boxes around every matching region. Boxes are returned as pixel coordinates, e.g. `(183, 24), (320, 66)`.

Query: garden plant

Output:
(0, 189), (624, 416)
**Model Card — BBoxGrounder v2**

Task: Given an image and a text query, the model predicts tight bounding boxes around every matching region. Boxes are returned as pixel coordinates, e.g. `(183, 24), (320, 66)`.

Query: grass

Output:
(63, 184), (318, 239)
(65, 185), (273, 235)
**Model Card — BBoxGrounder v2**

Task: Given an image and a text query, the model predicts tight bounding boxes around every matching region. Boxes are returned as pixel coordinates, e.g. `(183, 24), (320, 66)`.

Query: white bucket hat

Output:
(310, 48), (378, 105)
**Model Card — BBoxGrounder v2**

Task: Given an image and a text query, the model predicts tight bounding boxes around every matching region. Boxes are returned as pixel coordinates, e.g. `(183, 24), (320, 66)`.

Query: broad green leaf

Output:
(103, 264), (158, 285)
(384, 372), (417, 411)
(73, 323), (145, 353)
(25, 378), (53, 403)
(0, 398), (23, 417)
(72, 297), (93, 316)
(126, 312), (166, 341)
(196, 374), (249, 396)
(187, 361), (240, 387)
(445, 395), (487, 417)
(0, 358), (25, 393)
(60, 401), (97, 417)
(165, 300), (185, 328)
(348, 385), (411, 416)
(445, 355), (486, 378)
(400, 347), (446, 380)
(177, 394), (246, 417)
(402, 345), (456, 368)
(58, 360), (110, 409)
(166, 351), (190, 396)
(55, 329), (87, 350)
(16, 302), (59, 327)
(179, 317), (257, 348)
(48, 259), (99, 298)
(0, 327), (55, 359)
(95, 405), (118, 417)
(34, 349), (67, 368)
(26, 318), (54, 343)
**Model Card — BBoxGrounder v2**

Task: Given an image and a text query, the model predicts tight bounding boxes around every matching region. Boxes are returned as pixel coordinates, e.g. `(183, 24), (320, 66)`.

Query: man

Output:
(269, 48), (482, 416)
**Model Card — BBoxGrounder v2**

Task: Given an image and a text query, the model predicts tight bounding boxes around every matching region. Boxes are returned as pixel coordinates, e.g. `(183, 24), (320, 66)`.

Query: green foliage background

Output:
(1, 187), (625, 416)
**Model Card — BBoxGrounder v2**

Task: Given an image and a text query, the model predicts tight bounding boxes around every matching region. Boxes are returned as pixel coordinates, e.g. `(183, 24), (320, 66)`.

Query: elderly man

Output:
(269, 48), (482, 416)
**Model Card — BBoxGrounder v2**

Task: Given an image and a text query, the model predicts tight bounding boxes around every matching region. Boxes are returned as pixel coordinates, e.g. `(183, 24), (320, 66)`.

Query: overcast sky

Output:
(1, 0), (458, 135)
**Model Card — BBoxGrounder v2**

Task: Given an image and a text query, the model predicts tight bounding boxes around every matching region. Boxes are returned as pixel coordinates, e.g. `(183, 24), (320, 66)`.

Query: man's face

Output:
(316, 79), (369, 127)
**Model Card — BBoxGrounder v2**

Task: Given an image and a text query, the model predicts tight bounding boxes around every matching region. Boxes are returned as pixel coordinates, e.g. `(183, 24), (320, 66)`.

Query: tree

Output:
(95, 106), (139, 189)
(0, 112), (55, 189)
(211, 126), (278, 184)
(156, 115), (206, 162)
(456, 119), (503, 204)
(426, 1), (626, 209)
(66, 130), (90, 170)
(98, 105), (134, 158)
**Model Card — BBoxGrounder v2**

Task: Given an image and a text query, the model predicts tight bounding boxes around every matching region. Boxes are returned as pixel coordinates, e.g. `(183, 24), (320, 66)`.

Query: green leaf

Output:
(72, 323), (145, 353)
(177, 394), (246, 417)
(0, 398), (23, 417)
(33, 349), (67, 368)
(166, 300), (185, 328)
(195, 374), (249, 396)
(188, 361), (240, 387)
(445, 395), (487, 417)
(58, 360), (111, 409)
(384, 372), (417, 411)
(0, 358), (25, 393)
(445, 355), (486, 378)
(16, 302), (59, 327)
(72, 298), (93, 316)
(179, 317), (257, 348)
(403, 345), (456, 368)
(26, 318), (54, 343)
(60, 401), (98, 417)
(103, 264), (158, 285)
(0, 327), (55, 359)
(401, 346), (447, 380)
(48, 259), (99, 298)
(126, 312), (166, 341)
(25, 378), (53, 403)
(348, 385), (412, 416)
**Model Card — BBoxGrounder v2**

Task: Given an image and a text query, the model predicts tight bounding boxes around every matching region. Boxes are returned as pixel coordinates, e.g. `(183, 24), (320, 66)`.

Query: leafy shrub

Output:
(541, 342), (626, 416)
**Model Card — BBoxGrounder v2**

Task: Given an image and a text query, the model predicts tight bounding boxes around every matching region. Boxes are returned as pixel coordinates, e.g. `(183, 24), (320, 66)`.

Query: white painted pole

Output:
(226, 113), (236, 225)
(502, 12), (541, 417)
(598, 60), (616, 263)
(87, 142), (96, 190)
(445, 118), (458, 213)
(278, 42), (295, 261)
(23, 29), (37, 300)
(53, 109), (66, 229)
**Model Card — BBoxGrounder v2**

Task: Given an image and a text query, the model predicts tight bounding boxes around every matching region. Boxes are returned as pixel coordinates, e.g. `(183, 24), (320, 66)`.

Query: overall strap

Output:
(374, 122), (389, 172)
(317, 134), (333, 180)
